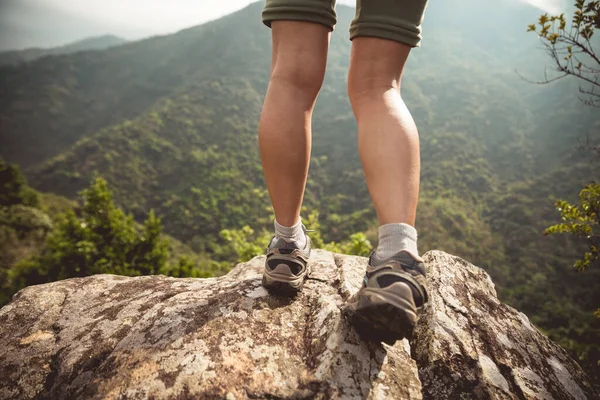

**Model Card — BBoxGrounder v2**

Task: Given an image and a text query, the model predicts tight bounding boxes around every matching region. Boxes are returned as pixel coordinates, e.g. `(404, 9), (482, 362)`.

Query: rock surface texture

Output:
(413, 252), (598, 400)
(0, 250), (597, 399)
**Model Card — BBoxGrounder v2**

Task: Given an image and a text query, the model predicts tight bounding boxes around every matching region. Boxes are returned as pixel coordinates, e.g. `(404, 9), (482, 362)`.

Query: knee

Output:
(347, 72), (398, 109)
(270, 51), (326, 99)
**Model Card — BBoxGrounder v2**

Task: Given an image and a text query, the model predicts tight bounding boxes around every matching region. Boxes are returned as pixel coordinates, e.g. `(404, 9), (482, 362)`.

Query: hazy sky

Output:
(0, 0), (565, 51)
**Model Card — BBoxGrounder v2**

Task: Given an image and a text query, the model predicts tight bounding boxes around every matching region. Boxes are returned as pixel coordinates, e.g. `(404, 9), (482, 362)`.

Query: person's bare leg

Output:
(343, 37), (427, 342)
(348, 37), (420, 228)
(258, 21), (330, 228)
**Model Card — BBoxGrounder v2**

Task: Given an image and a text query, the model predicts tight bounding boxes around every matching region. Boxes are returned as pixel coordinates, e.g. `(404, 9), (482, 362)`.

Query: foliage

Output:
(8, 178), (171, 292)
(0, 210), (50, 305)
(545, 183), (600, 271)
(304, 210), (372, 256)
(541, 182), (600, 365)
(0, 158), (49, 305)
(38, 192), (76, 219)
(220, 225), (272, 262)
(160, 256), (214, 278)
(0, 175), (227, 306)
(338, 233), (372, 257)
(219, 209), (372, 263)
(527, 0), (600, 106)
(0, 205), (52, 239)
(4, 177), (229, 300)
(0, 158), (39, 208)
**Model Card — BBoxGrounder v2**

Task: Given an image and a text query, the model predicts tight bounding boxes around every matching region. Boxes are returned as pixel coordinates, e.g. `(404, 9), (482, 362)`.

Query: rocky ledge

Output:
(0, 250), (597, 399)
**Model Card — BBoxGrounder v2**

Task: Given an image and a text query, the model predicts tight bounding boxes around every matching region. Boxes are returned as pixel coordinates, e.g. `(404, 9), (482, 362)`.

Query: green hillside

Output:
(0, 0), (598, 381)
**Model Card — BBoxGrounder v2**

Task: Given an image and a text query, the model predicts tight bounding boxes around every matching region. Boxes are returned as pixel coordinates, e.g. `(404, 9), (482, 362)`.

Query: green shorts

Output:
(262, 0), (429, 47)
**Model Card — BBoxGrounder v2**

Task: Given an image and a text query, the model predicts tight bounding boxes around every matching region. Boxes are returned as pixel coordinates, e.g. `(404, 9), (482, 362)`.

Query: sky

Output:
(0, 0), (565, 51)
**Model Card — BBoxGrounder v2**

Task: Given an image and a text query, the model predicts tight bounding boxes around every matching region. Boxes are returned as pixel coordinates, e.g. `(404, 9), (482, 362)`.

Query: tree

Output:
(8, 177), (169, 290)
(0, 158), (39, 208)
(0, 158), (47, 305)
(527, 0), (599, 106)
(545, 184), (600, 272)
(529, 2), (600, 315)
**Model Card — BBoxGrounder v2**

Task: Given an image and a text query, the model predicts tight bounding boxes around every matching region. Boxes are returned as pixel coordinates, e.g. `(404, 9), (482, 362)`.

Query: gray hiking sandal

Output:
(343, 250), (428, 344)
(262, 227), (312, 296)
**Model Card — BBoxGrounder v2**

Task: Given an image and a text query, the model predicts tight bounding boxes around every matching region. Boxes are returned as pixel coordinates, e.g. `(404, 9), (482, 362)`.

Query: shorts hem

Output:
(262, 7), (336, 31)
(350, 24), (422, 48)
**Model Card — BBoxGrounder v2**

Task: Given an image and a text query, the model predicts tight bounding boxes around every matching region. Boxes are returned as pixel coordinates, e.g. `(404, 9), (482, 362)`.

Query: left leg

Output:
(344, 0), (430, 343)
(348, 37), (420, 257)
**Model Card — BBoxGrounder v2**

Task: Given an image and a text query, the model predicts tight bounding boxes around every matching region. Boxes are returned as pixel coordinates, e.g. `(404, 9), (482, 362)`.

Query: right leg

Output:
(259, 1), (336, 229)
(258, 20), (329, 229)
(260, 1), (335, 295)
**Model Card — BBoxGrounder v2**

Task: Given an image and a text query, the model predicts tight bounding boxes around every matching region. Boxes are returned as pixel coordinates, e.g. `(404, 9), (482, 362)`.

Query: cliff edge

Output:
(0, 250), (597, 399)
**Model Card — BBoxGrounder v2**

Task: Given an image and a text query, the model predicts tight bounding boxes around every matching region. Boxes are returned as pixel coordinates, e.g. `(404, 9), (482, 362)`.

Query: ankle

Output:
(376, 223), (419, 259)
(274, 218), (307, 247)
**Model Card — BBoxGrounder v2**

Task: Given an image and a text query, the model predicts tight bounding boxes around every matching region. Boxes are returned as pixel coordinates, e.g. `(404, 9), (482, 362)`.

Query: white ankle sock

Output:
(376, 223), (419, 259)
(274, 219), (306, 248)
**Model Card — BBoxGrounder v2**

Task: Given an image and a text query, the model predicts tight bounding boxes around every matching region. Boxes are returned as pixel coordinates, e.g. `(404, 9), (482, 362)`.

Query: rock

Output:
(0, 250), (596, 399)
(413, 251), (598, 400)
(0, 250), (420, 400)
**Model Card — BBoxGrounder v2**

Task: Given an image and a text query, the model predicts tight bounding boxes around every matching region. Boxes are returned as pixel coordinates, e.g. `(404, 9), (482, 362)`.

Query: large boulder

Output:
(412, 252), (597, 400)
(0, 250), (597, 399)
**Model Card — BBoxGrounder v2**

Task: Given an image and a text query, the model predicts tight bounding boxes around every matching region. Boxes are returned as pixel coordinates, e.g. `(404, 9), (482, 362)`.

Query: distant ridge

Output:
(0, 34), (127, 66)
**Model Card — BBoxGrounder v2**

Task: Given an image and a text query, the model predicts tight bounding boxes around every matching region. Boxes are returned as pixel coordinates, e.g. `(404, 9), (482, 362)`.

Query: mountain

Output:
(0, 0), (598, 381)
(0, 35), (127, 66)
